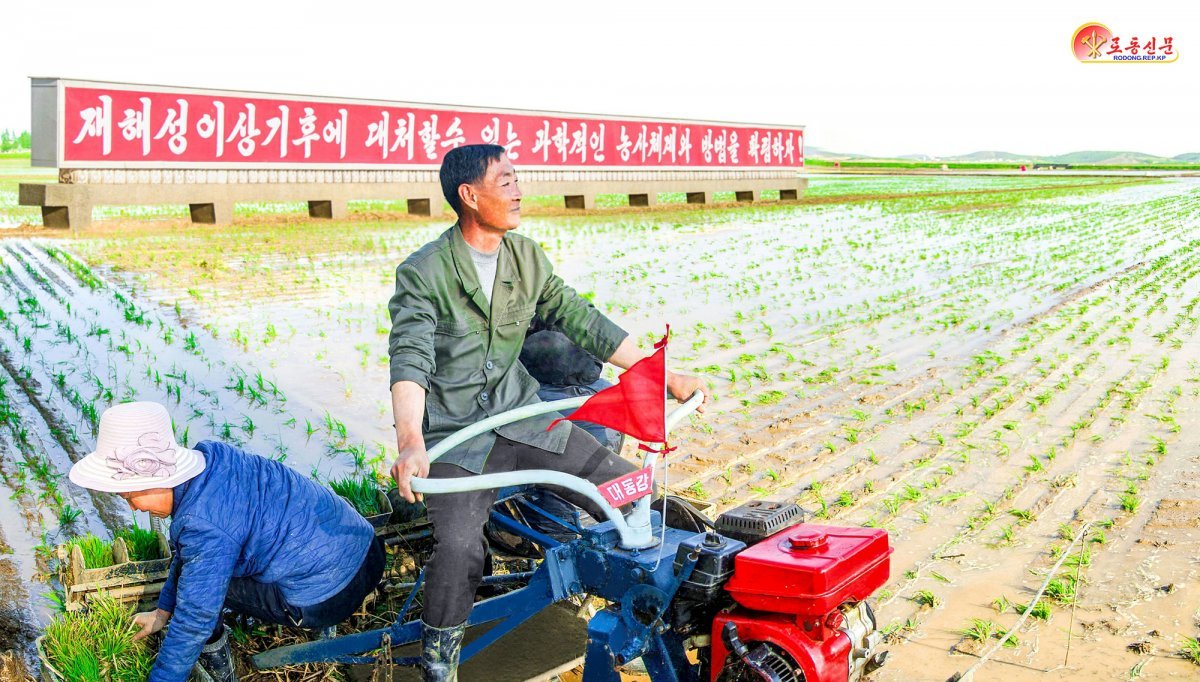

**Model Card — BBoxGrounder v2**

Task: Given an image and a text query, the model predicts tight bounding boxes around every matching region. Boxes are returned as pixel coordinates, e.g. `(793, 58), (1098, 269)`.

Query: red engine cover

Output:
(724, 524), (891, 617)
(711, 610), (850, 682)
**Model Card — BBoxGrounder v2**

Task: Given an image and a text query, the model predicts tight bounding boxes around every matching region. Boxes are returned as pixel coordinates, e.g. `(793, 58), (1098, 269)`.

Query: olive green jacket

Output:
(388, 224), (627, 472)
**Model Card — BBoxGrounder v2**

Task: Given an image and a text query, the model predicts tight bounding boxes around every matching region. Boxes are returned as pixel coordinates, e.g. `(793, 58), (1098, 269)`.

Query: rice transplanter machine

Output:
(253, 393), (892, 681)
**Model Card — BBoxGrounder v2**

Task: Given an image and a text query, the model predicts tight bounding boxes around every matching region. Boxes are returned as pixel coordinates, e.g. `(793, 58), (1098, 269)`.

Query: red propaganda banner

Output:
(49, 79), (804, 170)
(598, 466), (655, 508)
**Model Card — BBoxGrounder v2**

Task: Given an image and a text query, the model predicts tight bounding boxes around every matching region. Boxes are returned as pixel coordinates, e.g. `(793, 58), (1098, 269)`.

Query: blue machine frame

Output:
(251, 506), (707, 680)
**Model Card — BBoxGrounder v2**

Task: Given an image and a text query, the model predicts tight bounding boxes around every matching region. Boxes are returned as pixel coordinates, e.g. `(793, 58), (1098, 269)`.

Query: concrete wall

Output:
(19, 169), (807, 229)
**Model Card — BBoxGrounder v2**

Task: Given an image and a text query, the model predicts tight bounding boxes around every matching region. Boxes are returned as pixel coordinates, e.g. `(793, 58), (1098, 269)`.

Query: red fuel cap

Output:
(786, 529), (828, 551)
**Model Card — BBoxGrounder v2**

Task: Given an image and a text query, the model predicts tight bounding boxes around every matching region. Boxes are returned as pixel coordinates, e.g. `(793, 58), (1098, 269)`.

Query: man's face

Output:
(119, 488), (174, 518)
(467, 157), (522, 231)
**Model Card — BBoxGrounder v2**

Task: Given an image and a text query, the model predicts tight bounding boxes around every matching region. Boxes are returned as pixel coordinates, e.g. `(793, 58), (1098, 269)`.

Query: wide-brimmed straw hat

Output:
(69, 402), (206, 493)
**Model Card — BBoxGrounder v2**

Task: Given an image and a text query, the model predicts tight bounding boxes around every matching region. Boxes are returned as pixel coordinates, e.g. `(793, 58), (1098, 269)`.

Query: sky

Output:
(2, 0), (1197, 158)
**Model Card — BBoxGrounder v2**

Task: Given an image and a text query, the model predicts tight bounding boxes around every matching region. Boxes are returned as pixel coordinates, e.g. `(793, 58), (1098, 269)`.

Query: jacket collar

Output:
(171, 473), (194, 518)
(169, 443), (209, 518)
(448, 222), (521, 321)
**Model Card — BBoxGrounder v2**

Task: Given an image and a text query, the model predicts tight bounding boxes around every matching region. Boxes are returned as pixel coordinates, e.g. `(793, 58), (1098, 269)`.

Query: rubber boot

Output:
(420, 620), (465, 682)
(198, 624), (238, 682)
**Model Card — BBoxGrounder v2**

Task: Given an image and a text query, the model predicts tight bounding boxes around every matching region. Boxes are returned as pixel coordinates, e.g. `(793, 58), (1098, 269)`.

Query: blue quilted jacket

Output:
(149, 440), (374, 682)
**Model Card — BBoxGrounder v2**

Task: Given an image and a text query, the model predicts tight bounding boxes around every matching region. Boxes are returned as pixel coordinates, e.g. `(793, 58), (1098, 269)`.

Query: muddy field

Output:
(3, 173), (1200, 680)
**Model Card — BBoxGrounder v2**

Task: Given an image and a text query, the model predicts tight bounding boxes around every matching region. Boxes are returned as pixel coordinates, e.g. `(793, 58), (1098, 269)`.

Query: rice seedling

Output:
(1016, 600), (1052, 620)
(995, 628), (1019, 648)
(961, 618), (996, 643)
(912, 590), (940, 608)
(1180, 636), (1200, 666)
(1008, 508), (1033, 525)
(1120, 491), (1141, 513)
(1065, 548), (1093, 567)
(58, 505), (83, 527)
(66, 534), (115, 569)
(114, 521), (163, 562)
(883, 495), (902, 515)
(991, 595), (1012, 613)
(1149, 435), (1167, 458)
(329, 475), (383, 516)
(935, 491), (967, 506)
(1045, 576), (1078, 605)
(324, 411), (348, 441)
(42, 592), (154, 681)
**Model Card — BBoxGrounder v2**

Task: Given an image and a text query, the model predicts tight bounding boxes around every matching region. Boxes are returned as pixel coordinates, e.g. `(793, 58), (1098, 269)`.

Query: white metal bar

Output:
(411, 391), (704, 549)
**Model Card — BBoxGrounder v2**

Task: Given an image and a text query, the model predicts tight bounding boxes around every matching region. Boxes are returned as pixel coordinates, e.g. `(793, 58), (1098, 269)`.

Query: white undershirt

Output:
(466, 241), (500, 303)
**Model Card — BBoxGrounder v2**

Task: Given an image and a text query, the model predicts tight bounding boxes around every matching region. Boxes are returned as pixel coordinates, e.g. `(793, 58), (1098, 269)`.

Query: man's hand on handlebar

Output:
(667, 372), (709, 413)
(390, 440), (430, 504)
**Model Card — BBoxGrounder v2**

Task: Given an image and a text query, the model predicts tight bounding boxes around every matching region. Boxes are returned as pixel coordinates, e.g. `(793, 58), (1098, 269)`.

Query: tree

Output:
(0, 130), (32, 152)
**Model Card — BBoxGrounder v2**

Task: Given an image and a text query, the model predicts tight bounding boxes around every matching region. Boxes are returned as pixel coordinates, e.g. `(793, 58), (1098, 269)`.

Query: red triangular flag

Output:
(549, 329), (670, 444)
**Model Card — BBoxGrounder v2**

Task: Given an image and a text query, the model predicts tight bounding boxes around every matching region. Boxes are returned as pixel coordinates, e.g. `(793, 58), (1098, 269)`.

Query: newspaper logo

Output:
(1073, 22), (1177, 63)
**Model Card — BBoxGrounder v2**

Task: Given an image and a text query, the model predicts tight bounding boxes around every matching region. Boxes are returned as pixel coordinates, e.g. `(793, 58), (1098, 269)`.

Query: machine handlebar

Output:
(410, 390), (704, 549)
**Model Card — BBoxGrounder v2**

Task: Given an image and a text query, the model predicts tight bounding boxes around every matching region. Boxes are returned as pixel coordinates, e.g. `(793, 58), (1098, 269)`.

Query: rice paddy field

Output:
(3, 166), (1200, 680)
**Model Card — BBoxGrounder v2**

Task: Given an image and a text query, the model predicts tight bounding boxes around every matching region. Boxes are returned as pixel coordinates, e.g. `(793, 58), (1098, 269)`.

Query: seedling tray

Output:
(365, 489), (394, 530)
(57, 530), (172, 612)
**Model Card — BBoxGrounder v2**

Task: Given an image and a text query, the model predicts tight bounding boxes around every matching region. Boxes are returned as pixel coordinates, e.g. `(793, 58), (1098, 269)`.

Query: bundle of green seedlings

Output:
(116, 521), (164, 561)
(329, 474), (383, 516)
(66, 534), (115, 569)
(66, 523), (164, 570)
(41, 592), (154, 681)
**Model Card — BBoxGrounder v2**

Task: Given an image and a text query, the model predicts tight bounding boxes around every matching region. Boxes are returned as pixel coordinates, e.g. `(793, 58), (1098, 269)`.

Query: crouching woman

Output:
(68, 402), (384, 682)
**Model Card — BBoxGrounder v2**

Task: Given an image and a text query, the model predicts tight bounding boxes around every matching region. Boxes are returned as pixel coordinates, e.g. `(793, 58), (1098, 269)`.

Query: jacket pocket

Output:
(494, 303), (536, 328)
(435, 318), (484, 337)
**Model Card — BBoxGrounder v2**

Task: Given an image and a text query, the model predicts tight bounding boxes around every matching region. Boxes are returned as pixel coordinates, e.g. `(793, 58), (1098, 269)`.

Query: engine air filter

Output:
(715, 500), (804, 544)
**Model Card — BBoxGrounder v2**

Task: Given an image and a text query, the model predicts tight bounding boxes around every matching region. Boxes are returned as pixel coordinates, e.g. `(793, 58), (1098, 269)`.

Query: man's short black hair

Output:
(440, 144), (507, 216)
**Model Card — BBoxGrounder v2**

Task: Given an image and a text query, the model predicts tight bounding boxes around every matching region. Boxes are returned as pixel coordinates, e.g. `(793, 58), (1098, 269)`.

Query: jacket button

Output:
(485, 360), (494, 370)
(480, 392), (489, 402)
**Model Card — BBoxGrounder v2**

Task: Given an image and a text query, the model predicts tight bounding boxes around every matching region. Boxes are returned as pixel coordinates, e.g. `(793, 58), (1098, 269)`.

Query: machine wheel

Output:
(716, 641), (804, 682)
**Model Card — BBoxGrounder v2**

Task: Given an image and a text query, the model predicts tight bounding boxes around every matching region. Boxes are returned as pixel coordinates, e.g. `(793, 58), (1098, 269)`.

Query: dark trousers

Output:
(536, 379), (622, 452)
(422, 425), (637, 627)
(220, 538), (385, 634)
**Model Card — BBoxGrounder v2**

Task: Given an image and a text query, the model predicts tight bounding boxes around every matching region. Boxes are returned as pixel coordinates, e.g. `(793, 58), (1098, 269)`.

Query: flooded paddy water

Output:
(3, 172), (1200, 679)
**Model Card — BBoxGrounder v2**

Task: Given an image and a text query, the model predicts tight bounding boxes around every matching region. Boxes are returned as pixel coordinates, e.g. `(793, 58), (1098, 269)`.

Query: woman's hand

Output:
(131, 608), (171, 641)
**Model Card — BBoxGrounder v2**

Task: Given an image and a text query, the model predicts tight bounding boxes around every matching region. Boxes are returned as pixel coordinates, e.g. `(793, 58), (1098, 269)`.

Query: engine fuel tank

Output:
(724, 525), (892, 617)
